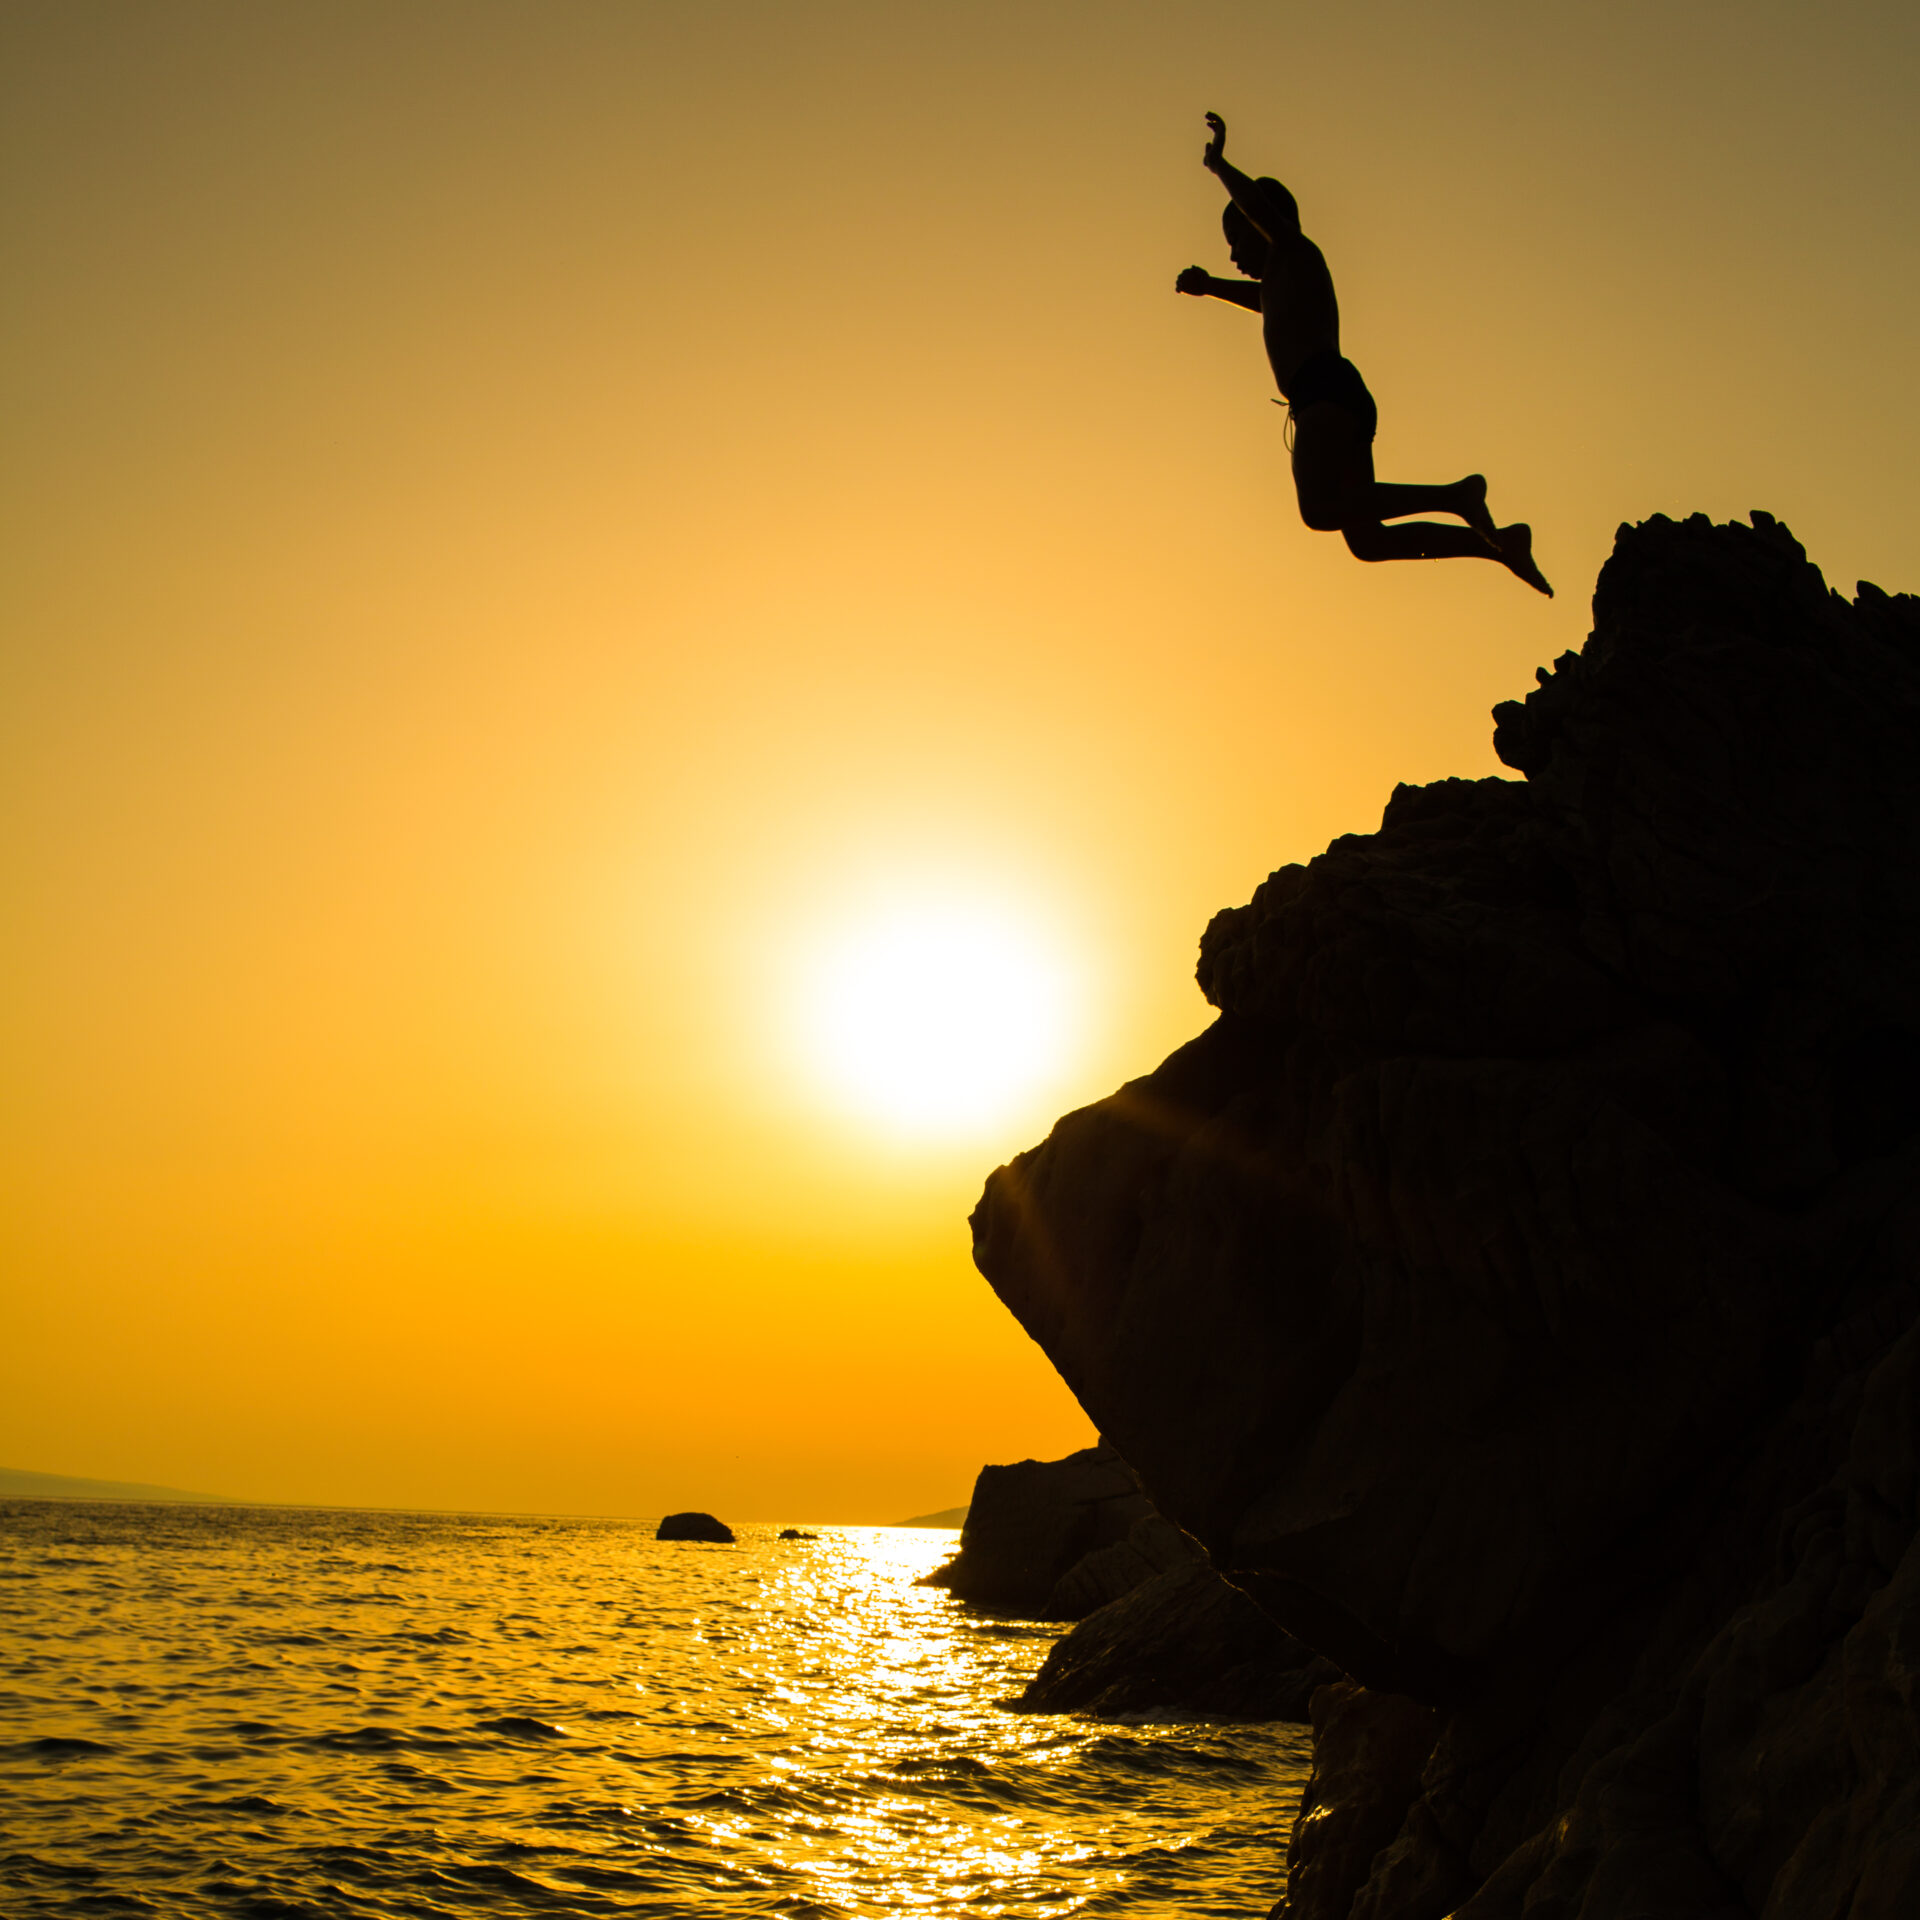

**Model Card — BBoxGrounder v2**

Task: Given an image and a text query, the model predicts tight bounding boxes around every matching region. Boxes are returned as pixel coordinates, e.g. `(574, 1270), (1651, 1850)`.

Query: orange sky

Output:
(4, 0), (1916, 1519)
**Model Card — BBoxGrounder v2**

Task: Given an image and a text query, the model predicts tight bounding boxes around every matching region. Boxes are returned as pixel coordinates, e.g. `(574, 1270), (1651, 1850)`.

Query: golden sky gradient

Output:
(4, 1), (1916, 1518)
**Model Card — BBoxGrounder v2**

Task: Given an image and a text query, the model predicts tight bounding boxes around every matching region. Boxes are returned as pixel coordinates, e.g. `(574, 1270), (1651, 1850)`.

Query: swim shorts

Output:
(1285, 350), (1378, 440)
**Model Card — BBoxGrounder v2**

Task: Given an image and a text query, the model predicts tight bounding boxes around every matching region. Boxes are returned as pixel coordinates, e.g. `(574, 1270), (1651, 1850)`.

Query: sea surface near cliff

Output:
(0, 1499), (1308, 1917)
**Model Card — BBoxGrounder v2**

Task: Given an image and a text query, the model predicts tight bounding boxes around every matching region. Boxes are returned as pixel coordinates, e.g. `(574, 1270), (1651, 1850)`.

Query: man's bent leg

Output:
(1370, 476), (1495, 537)
(1346, 518), (1555, 595)
(1294, 410), (1550, 591)
(1290, 405), (1374, 532)
(1343, 520), (1501, 562)
(1293, 408), (1494, 535)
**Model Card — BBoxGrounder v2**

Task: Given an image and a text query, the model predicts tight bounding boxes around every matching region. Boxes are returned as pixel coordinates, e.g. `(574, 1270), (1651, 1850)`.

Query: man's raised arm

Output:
(1202, 112), (1296, 239)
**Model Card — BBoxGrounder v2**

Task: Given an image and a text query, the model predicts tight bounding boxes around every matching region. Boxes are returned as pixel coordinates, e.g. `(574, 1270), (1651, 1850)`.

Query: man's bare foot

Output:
(1496, 523), (1553, 597)
(1457, 474), (1497, 541)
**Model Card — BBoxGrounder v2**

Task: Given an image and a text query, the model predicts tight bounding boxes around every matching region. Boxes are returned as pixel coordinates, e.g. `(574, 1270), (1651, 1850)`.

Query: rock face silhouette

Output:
(928, 1442), (1328, 1719)
(971, 515), (1920, 1918)
(1016, 1559), (1338, 1721)
(920, 1444), (1169, 1616)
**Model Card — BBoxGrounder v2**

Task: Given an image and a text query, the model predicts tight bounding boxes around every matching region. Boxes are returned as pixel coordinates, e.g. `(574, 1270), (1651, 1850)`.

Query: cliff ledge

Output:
(971, 513), (1920, 1920)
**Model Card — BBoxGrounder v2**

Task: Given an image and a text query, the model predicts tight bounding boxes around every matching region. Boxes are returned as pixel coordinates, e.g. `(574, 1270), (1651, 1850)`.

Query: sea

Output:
(0, 1501), (1311, 1918)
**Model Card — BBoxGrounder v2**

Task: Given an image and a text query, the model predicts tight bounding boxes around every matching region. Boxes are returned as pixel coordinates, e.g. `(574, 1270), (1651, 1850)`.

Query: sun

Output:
(801, 897), (1075, 1137)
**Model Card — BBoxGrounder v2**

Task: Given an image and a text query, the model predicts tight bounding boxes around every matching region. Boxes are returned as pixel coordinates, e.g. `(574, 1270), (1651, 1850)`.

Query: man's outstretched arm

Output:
(1174, 266), (1262, 311)
(1202, 112), (1295, 238)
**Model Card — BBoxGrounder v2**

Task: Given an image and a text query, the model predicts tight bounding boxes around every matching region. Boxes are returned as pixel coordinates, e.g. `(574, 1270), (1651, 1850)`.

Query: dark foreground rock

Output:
(1017, 1560), (1337, 1721)
(971, 516), (1920, 1918)
(655, 1511), (733, 1543)
(930, 1443), (1327, 1719)
(920, 1444), (1160, 1615)
(1277, 1683), (1438, 1920)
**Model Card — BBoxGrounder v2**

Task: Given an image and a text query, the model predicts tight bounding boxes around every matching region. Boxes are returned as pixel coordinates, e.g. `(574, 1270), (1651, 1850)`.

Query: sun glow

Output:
(802, 898), (1076, 1137)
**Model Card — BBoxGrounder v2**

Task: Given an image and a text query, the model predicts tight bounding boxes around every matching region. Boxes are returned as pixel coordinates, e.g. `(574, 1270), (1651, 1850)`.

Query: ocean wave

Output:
(475, 1715), (573, 1740)
(0, 1504), (1309, 1917)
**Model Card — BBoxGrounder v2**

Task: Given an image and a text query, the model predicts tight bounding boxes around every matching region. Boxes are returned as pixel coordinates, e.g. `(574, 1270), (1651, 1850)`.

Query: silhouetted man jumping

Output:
(1178, 114), (1552, 595)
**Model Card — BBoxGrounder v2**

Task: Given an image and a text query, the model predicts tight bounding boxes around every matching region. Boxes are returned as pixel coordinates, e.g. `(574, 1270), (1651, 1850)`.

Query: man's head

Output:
(1223, 179), (1299, 274)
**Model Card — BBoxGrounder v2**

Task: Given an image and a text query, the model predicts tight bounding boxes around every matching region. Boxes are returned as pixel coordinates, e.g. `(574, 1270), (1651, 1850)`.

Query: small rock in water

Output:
(655, 1511), (734, 1543)
(777, 1528), (817, 1540)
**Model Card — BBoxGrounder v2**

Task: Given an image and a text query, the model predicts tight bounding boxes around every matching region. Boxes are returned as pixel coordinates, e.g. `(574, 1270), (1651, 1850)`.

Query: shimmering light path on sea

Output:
(0, 1502), (1310, 1916)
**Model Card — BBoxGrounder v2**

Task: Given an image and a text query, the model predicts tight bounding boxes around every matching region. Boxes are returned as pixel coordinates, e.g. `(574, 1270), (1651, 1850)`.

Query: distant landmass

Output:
(1, 1470), (971, 1524)
(0, 1467), (227, 1504)
(895, 1505), (968, 1529)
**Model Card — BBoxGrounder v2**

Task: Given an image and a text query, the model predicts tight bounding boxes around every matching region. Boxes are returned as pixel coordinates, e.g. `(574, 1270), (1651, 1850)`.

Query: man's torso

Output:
(1261, 233), (1341, 395)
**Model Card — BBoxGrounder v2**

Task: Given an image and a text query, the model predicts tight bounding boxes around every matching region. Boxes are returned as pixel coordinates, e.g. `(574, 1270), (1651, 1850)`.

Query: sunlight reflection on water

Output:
(0, 1502), (1310, 1916)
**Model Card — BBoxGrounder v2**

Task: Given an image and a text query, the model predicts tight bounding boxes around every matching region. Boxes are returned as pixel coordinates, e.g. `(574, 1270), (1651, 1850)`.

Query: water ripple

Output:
(0, 1500), (1308, 1915)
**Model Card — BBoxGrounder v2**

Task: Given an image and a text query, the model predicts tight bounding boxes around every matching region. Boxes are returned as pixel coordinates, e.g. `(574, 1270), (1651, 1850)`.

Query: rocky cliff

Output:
(926, 1443), (1333, 1718)
(971, 514), (1920, 1919)
(1015, 1559), (1340, 1722)
(920, 1443), (1171, 1616)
